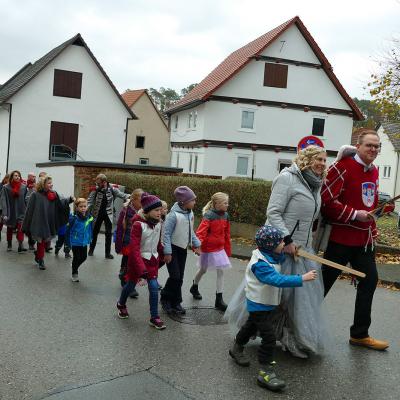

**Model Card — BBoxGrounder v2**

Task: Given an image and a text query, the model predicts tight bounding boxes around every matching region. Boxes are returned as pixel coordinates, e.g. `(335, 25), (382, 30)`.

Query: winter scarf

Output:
(44, 190), (57, 201)
(10, 180), (22, 197)
(301, 168), (323, 190)
(26, 179), (36, 190)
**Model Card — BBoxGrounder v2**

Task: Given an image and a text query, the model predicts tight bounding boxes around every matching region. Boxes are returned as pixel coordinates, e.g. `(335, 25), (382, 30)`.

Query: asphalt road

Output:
(0, 236), (399, 400)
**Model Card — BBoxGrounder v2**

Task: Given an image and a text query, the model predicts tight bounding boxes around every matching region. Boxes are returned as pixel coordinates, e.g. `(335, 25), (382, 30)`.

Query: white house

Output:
(166, 16), (363, 179)
(0, 34), (136, 179)
(374, 122), (400, 198)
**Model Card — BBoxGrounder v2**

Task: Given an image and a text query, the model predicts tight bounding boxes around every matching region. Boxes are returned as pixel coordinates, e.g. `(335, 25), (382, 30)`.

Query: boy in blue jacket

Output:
(65, 198), (94, 282)
(229, 225), (317, 392)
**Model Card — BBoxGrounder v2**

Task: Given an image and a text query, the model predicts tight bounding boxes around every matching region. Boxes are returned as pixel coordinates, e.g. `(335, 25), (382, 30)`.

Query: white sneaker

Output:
(71, 274), (79, 282)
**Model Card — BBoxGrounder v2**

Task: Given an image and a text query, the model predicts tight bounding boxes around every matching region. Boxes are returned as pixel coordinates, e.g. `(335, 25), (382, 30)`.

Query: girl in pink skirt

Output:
(190, 192), (231, 311)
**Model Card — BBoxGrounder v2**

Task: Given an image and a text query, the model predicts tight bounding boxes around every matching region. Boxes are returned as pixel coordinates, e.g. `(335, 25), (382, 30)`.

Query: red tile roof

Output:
(168, 16), (363, 120)
(122, 89), (146, 108)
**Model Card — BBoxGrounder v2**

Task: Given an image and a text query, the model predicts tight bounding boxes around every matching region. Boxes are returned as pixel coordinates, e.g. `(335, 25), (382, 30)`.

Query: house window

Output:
(278, 159), (292, 172)
(53, 69), (82, 99)
(194, 155), (198, 173)
(241, 110), (255, 130)
(312, 118), (325, 136)
(193, 111), (198, 128)
(49, 121), (79, 160)
(174, 115), (179, 130)
(135, 136), (145, 148)
(263, 63), (288, 88)
(383, 166), (391, 178)
(236, 156), (249, 175)
(189, 154), (193, 172)
(139, 158), (149, 165)
(188, 112), (192, 128)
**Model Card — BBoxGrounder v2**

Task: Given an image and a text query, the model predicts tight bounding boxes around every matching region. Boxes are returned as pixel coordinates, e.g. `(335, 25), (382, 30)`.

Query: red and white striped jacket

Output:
(321, 156), (378, 247)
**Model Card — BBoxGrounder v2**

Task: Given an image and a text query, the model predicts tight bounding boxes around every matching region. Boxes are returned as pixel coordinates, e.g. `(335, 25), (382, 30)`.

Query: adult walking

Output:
(0, 173), (10, 242)
(266, 145), (327, 358)
(22, 175), (73, 269)
(321, 129), (389, 350)
(87, 174), (129, 259)
(0, 170), (27, 252)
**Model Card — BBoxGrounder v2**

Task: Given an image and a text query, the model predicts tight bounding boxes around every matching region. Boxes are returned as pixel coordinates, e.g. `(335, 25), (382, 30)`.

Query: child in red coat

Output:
(190, 192), (231, 311)
(116, 193), (165, 329)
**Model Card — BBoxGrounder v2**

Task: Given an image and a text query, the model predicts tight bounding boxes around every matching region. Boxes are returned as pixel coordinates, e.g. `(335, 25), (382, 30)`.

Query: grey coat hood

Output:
(266, 164), (321, 248)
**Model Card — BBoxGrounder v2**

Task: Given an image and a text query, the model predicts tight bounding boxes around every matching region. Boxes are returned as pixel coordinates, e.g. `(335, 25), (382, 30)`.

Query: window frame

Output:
(239, 108), (256, 132)
(135, 135), (145, 149)
(312, 117), (325, 136)
(139, 158), (149, 165)
(236, 155), (249, 176)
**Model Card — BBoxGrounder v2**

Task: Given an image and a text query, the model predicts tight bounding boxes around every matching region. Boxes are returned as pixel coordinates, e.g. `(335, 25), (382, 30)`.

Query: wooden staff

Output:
(296, 248), (366, 278)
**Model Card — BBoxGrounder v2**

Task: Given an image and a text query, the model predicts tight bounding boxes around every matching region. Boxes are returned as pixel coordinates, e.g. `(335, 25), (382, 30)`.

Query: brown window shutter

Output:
(53, 69), (83, 98)
(263, 63), (288, 88)
(49, 121), (79, 159)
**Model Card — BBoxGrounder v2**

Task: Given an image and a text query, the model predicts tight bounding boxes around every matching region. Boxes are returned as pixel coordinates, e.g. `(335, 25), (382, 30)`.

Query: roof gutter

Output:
(166, 99), (204, 116)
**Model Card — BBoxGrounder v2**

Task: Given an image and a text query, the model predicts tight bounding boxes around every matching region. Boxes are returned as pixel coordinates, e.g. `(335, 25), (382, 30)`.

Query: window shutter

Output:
(53, 69), (83, 98)
(263, 63), (288, 88)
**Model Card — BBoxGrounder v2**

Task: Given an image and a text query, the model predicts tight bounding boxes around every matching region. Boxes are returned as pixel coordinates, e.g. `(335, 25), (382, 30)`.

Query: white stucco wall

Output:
(215, 26), (351, 110)
(261, 25), (320, 63)
(170, 103), (205, 143)
(375, 126), (398, 197)
(0, 106), (10, 177)
(172, 146), (336, 180)
(38, 165), (75, 198)
(6, 44), (131, 177)
(202, 101), (352, 151)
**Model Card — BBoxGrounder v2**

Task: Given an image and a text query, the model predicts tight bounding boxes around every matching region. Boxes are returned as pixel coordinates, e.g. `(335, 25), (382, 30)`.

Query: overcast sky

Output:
(0, 0), (399, 99)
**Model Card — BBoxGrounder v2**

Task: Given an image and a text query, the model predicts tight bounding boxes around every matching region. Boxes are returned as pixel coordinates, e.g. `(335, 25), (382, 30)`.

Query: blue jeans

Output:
(119, 278), (159, 318)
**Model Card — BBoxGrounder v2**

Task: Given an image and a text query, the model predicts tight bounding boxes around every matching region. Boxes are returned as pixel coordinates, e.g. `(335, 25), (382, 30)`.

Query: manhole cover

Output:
(167, 306), (227, 325)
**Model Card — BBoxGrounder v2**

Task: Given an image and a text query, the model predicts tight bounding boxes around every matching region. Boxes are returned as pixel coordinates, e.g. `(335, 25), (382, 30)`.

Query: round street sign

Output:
(297, 135), (324, 152)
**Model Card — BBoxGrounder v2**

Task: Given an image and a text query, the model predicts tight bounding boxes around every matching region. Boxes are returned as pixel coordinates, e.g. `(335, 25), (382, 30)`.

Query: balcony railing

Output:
(50, 144), (84, 161)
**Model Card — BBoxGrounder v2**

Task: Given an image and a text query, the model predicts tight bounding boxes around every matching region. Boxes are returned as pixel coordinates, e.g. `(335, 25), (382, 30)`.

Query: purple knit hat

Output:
(141, 192), (162, 213)
(174, 186), (196, 204)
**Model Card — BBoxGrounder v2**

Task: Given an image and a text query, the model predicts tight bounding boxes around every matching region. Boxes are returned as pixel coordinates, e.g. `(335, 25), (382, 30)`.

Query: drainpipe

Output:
(123, 117), (132, 164)
(6, 103), (12, 172)
(394, 151), (399, 200)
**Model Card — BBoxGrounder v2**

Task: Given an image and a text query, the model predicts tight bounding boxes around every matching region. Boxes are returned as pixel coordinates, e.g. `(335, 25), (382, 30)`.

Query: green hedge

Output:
(106, 173), (271, 226)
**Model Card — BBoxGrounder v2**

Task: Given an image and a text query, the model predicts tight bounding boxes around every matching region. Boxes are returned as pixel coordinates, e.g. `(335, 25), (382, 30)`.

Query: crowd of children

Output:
(0, 170), (325, 393)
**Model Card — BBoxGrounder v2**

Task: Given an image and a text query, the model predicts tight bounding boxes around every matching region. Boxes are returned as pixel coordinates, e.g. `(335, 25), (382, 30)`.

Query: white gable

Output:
(261, 24), (320, 64)
(214, 24), (350, 110)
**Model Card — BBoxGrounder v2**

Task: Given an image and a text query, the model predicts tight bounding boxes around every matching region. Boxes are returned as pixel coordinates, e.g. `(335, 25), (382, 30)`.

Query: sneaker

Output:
(149, 317), (166, 330)
(117, 302), (129, 319)
(7, 244), (12, 252)
(65, 253), (72, 259)
(18, 245), (27, 253)
(172, 303), (186, 315)
(71, 274), (79, 282)
(129, 288), (139, 298)
(257, 363), (286, 392)
(160, 299), (173, 314)
(105, 254), (114, 259)
(349, 336), (389, 351)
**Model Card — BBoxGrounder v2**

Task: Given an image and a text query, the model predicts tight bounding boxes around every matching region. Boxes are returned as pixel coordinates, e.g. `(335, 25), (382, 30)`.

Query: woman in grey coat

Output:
(0, 170), (27, 252)
(22, 175), (74, 270)
(266, 145), (327, 358)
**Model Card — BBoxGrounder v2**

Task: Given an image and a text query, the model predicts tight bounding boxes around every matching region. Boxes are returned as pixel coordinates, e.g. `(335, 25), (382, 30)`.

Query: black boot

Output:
(190, 281), (202, 300)
(7, 240), (12, 251)
(215, 293), (227, 311)
(18, 242), (27, 253)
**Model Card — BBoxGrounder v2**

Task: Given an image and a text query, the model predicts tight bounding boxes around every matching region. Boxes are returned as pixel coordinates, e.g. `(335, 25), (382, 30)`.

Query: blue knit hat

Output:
(255, 225), (284, 252)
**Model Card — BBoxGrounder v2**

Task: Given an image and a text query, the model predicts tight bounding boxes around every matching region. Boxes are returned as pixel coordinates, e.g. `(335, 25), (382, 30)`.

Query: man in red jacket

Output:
(321, 128), (389, 351)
